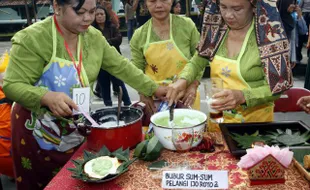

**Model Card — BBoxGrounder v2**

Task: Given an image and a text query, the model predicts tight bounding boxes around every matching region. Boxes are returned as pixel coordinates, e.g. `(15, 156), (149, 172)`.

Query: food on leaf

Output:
(84, 156), (121, 179)
(68, 146), (135, 182)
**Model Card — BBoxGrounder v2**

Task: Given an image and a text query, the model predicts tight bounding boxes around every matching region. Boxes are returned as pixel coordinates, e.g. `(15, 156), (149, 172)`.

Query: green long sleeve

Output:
(179, 28), (280, 108)
(3, 24), (50, 113)
(179, 52), (209, 83)
(3, 17), (158, 113)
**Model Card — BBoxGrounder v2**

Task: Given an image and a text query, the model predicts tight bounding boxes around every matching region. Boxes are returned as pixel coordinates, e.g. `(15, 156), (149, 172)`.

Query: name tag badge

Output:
(162, 170), (228, 189)
(73, 87), (90, 114)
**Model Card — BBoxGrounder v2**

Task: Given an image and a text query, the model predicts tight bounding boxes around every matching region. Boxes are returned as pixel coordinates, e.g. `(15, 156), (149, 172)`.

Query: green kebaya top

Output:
(179, 28), (280, 108)
(130, 14), (204, 80)
(3, 16), (158, 112)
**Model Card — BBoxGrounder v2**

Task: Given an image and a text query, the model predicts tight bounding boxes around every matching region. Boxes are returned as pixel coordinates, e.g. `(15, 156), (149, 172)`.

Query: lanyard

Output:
(53, 16), (84, 87)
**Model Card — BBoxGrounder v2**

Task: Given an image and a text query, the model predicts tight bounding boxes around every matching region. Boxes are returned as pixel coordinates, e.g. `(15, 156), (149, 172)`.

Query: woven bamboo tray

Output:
(293, 158), (310, 181)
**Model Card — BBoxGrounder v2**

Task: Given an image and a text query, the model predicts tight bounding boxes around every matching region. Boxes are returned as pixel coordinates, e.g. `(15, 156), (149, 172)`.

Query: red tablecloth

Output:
(45, 140), (310, 190)
(45, 142), (310, 190)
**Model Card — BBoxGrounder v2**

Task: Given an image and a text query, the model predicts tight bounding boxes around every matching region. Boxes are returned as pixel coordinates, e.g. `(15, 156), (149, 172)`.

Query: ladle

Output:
(117, 86), (123, 126)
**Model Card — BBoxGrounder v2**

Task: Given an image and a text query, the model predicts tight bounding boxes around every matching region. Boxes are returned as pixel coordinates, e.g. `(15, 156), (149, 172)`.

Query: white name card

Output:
(162, 170), (228, 189)
(73, 87), (90, 114)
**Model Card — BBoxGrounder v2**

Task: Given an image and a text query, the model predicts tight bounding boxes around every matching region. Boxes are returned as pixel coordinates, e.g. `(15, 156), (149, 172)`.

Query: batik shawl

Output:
(197, 0), (293, 94)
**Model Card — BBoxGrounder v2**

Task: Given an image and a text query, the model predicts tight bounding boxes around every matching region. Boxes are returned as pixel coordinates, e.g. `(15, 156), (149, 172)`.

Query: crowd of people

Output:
(1, 0), (310, 189)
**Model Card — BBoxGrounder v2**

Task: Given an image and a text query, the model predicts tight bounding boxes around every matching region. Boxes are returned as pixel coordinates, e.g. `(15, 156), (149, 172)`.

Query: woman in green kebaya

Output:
(166, 0), (293, 131)
(130, 0), (203, 117)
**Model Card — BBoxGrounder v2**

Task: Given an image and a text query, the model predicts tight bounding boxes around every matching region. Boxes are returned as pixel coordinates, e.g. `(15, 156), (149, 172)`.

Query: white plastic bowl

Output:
(150, 109), (207, 150)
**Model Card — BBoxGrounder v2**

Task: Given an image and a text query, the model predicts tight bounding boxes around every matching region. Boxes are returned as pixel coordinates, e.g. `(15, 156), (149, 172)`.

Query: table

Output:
(45, 142), (310, 190)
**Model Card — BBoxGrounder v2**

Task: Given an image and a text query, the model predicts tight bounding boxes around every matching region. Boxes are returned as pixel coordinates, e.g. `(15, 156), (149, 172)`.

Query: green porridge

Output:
(154, 115), (204, 128)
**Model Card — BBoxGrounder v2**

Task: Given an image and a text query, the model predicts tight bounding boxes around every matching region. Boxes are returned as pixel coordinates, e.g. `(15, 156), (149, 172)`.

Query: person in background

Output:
(290, 2), (307, 67)
(297, 0), (310, 63)
(304, 24), (310, 90)
(297, 95), (310, 113)
(99, 0), (120, 28)
(93, 6), (132, 106)
(198, 0), (216, 32)
(125, 0), (139, 42)
(130, 0), (203, 117)
(96, 0), (120, 96)
(277, 0), (296, 41)
(171, 0), (181, 14)
(166, 0), (293, 131)
(0, 51), (14, 178)
(3, 0), (166, 189)
(136, 0), (151, 27)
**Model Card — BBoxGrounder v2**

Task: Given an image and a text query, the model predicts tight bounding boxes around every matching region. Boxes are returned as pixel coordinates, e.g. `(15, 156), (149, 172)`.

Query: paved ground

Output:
(1, 38), (310, 190)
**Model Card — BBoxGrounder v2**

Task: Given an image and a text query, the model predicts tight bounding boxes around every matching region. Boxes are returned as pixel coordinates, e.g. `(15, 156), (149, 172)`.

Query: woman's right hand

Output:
(297, 96), (310, 114)
(41, 91), (78, 117)
(139, 94), (156, 115)
(166, 79), (187, 106)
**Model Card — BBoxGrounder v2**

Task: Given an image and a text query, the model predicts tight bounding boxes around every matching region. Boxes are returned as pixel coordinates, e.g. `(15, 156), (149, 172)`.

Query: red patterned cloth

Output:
(45, 142), (310, 190)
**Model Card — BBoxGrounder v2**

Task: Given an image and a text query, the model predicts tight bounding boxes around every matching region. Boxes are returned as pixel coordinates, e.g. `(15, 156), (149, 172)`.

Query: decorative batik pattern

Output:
(255, 0), (293, 94)
(197, 2), (227, 59)
(197, 0), (293, 95)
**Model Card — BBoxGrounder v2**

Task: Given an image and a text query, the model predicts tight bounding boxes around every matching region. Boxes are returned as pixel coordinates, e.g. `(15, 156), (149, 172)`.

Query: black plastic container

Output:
(219, 121), (310, 157)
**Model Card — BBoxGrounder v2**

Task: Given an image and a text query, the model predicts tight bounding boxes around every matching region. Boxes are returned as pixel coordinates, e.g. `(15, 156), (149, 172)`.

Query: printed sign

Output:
(73, 87), (90, 114)
(162, 170), (228, 189)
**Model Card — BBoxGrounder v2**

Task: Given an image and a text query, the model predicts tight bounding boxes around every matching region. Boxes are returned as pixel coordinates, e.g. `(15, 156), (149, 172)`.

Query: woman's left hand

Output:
(154, 85), (168, 101)
(182, 83), (198, 107)
(211, 89), (246, 111)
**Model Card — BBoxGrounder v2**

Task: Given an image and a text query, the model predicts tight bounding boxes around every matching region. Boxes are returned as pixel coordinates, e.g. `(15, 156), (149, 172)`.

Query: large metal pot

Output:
(78, 107), (143, 152)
